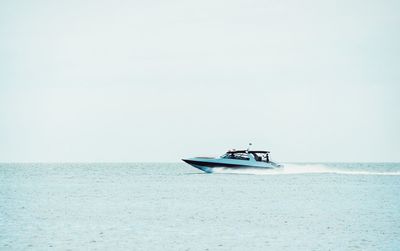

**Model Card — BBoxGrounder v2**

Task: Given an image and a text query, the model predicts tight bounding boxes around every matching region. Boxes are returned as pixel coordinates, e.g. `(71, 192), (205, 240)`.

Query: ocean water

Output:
(0, 163), (399, 250)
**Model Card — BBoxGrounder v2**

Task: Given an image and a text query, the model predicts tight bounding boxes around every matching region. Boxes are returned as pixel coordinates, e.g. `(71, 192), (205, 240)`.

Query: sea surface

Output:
(0, 163), (399, 250)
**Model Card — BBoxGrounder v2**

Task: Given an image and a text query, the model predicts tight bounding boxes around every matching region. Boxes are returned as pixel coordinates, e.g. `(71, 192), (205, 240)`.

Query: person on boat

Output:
(266, 154), (270, 162)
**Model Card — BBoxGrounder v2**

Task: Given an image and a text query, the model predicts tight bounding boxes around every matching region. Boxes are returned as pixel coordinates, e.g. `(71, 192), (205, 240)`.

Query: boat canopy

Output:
(227, 150), (270, 154)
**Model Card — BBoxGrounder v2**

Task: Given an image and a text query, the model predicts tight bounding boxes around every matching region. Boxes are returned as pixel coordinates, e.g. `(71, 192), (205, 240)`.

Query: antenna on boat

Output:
(246, 143), (252, 153)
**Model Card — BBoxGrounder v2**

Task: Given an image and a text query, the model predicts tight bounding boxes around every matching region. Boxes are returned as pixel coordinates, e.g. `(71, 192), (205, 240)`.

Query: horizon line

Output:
(0, 161), (399, 164)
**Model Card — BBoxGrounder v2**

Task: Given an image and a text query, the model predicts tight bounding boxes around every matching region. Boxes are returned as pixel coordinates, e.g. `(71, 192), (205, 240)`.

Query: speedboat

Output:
(182, 149), (283, 173)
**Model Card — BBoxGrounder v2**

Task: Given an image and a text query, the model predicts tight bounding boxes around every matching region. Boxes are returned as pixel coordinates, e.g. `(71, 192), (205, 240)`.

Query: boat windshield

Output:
(224, 152), (250, 160)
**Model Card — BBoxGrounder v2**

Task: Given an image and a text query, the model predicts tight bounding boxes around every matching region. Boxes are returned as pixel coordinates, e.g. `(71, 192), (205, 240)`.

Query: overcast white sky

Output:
(0, 0), (399, 162)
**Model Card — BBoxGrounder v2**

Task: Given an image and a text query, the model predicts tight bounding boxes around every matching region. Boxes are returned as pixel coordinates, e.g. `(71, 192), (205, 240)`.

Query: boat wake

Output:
(211, 163), (400, 176)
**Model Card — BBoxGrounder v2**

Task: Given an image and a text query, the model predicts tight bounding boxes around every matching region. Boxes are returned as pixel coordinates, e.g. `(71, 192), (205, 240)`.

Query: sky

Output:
(0, 0), (399, 162)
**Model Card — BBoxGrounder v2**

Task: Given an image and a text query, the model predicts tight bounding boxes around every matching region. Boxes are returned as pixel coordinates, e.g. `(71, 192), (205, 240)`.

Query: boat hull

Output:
(182, 158), (282, 173)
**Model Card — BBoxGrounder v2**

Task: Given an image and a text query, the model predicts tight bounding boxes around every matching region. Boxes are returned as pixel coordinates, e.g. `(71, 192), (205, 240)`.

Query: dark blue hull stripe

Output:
(183, 159), (260, 168)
